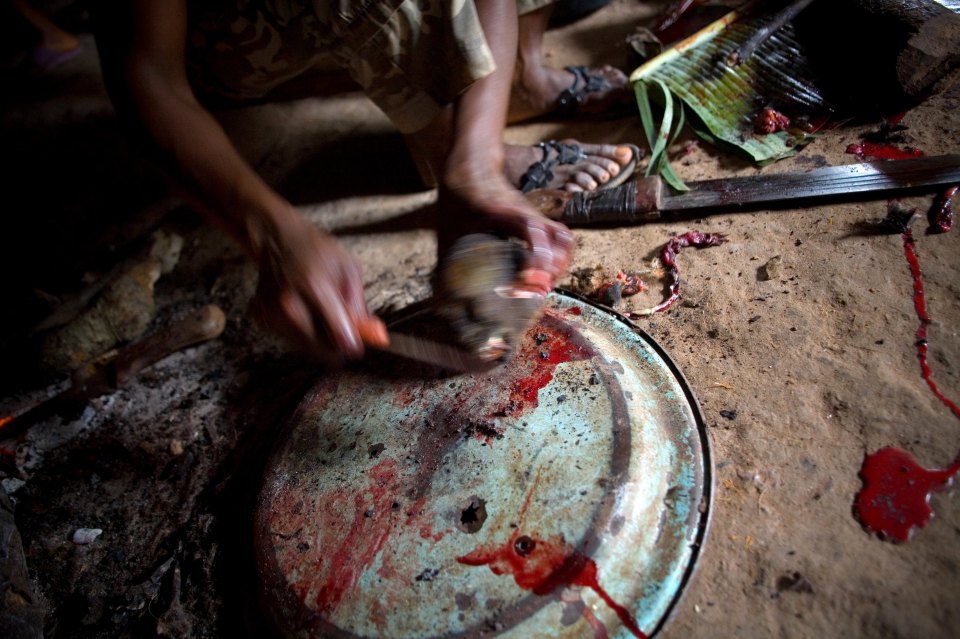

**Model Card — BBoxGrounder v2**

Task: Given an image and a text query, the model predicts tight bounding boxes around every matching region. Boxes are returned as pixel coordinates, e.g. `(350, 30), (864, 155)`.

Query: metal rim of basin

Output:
(255, 289), (712, 639)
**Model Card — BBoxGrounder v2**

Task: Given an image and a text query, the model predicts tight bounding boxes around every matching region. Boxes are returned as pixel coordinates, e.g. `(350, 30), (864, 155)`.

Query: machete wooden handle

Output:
(526, 177), (664, 225)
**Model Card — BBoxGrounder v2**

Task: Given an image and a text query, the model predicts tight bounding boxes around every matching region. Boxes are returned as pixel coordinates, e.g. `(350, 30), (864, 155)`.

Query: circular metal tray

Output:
(256, 290), (712, 638)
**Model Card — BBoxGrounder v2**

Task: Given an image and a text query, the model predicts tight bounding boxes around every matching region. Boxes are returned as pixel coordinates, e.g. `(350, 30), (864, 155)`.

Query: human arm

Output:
(435, 0), (574, 286)
(91, 0), (386, 360)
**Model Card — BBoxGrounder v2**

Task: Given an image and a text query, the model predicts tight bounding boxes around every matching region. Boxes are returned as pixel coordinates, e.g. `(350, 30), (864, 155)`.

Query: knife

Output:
(526, 154), (960, 224)
(0, 304), (227, 441)
(382, 331), (497, 373)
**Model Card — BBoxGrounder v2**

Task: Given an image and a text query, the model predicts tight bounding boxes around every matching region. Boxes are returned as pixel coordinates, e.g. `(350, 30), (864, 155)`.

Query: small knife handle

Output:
(526, 177), (663, 225)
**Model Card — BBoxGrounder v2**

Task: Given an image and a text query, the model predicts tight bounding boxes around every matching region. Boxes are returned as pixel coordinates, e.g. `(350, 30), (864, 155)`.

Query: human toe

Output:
(598, 65), (628, 86)
(580, 162), (612, 185)
(565, 172), (599, 192)
(585, 155), (620, 177)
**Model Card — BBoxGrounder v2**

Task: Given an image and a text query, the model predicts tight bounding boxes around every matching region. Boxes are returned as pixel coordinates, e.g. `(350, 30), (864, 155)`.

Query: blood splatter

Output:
(266, 458), (404, 614)
(629, 231), (726, 317)
(754, 108), (791, 135)
(853, 222), (960, 541)
(854, 447), (960, 542)
(505, 313), (595, 413)
(927, 186), (957, 235)
(565, 306), (582, 316)
(902, 228), (960, 421)
(458, 481), (647, 638)
(845, 142), (924, 161)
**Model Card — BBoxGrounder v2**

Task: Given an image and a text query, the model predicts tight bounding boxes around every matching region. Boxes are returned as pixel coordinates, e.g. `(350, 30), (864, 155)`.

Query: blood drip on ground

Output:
(845, 141), (924, 161)
(885, 111), (908, 126)
(457, 480), (647, 638)
(855, 447), (960, 542)
(853, 223), (960, 541)
(628, 231), (725, 317)
(901, 227), (960, 421)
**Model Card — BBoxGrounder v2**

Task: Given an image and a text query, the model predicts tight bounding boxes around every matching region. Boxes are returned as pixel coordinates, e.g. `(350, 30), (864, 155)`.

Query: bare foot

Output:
(508, 65), (632, 123)
(504, 140), (638, 193)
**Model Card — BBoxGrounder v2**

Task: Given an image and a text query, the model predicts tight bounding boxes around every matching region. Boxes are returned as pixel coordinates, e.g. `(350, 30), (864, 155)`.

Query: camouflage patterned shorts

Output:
(187, 0), (554, 133)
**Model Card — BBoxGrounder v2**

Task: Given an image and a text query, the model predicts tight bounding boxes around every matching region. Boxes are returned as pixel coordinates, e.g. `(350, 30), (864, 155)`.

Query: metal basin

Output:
(256, 291), (712, 638)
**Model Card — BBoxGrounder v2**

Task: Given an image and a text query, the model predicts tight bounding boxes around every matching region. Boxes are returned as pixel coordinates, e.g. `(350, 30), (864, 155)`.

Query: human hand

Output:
(250, 218), (387, 363)
(436, 176), (574, 289)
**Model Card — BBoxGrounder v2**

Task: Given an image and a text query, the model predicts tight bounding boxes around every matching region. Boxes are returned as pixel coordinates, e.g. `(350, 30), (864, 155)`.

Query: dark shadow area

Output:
(278, 133), (426, 206)
(1, 114), (170, 287)
(794, 1), (930, 117)
(549, 0), (615, 28)
(0, 105), (181, 393)
(329, 202), (437, 237)
(204, 355), (320, 639)
(11, 351), (319, 638)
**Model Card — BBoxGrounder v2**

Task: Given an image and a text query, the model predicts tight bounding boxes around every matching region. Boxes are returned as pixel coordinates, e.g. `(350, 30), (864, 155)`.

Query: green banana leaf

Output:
(630, 4), (834, 185)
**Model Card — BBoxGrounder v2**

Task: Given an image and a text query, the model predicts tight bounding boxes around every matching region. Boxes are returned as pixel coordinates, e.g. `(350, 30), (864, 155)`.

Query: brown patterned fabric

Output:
(185, 0), (525, 133)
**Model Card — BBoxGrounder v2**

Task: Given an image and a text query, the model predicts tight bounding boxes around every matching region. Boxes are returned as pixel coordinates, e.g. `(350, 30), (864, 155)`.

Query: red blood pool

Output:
(854, 447), (960, 542)
(845, 142), (924, 160)
(853, 225), (960, 542)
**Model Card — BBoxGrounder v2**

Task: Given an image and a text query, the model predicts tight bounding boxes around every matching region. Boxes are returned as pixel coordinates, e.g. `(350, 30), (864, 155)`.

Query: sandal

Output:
(518, 140), (642, 194)
(555, 65), (633, 117)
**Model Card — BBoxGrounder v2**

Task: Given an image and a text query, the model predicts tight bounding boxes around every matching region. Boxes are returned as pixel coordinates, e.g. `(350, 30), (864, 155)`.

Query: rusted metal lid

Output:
(256, 291), (711, 638)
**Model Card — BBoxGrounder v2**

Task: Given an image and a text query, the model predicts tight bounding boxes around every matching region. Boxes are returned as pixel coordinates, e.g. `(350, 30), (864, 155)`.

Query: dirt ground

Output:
(2, 1), (959, 638)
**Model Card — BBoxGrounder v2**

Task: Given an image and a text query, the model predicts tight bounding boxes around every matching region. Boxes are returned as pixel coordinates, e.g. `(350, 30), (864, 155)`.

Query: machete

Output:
(526, 154), (960, 224)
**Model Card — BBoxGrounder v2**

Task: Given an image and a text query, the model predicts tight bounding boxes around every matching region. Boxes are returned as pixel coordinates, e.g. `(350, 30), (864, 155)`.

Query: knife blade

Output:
(526, 154), (960, 224)
(382, 331), (497, 373)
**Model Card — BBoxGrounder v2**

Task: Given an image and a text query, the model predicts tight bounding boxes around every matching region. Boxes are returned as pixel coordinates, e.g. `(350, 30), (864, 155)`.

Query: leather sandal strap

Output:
(518, 141), (586, 193)
(556, 66), (612, 112)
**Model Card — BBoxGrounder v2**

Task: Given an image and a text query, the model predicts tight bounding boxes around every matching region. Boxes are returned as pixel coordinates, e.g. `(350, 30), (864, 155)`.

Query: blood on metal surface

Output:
(255, 291), (711, 638)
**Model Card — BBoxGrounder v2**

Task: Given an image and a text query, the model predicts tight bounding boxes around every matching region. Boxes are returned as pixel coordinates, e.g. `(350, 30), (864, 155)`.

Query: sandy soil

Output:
(1, 1), (959, 638)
